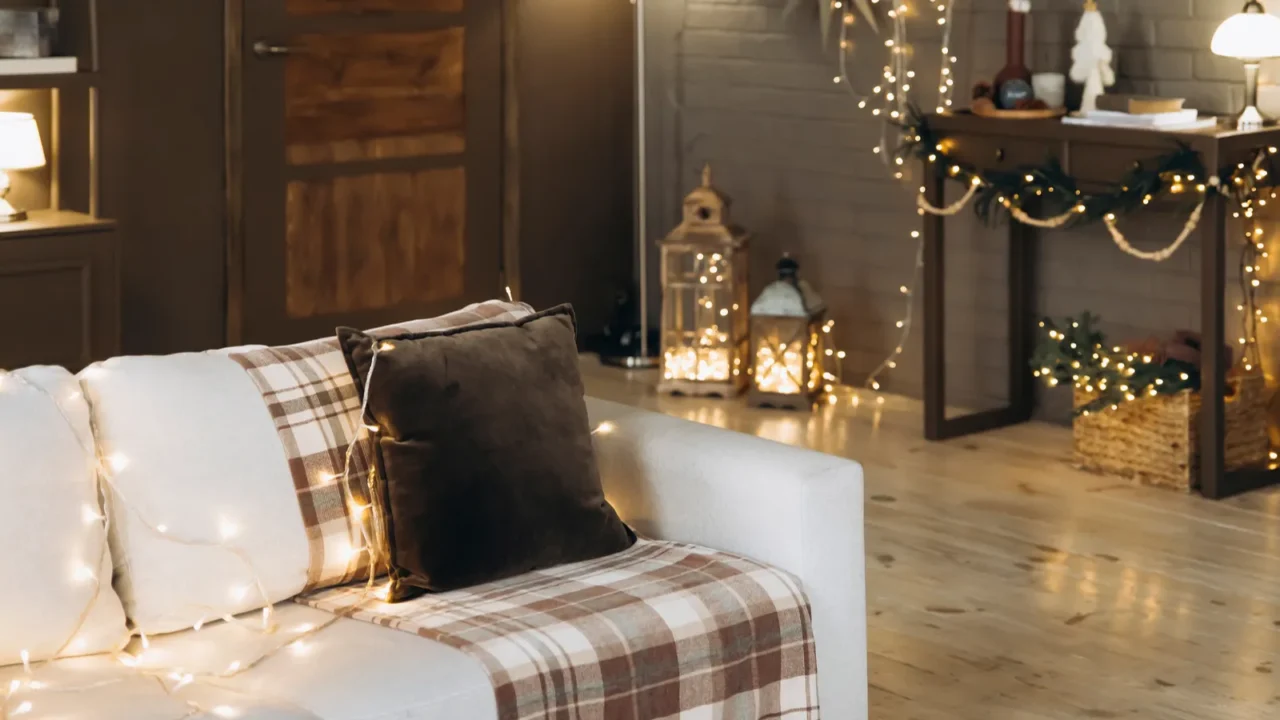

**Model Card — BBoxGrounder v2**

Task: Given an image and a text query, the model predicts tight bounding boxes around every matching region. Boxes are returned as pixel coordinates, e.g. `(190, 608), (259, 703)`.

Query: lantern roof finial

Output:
(701, 163), (713, 188)
(776, 253), (800, 279)
(751, 252), (826, 318)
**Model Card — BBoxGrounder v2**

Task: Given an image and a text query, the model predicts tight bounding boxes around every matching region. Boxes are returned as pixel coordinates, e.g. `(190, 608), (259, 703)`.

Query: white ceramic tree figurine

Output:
(1070, 0), (1115, 113)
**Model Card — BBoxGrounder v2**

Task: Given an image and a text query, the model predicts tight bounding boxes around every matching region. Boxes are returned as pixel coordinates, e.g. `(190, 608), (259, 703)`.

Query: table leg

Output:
(1009, 206), (1036, 421)
(923, 163), (1036, 441)
(1199, 192), (1227, 498)
(924, 162), (946, 440)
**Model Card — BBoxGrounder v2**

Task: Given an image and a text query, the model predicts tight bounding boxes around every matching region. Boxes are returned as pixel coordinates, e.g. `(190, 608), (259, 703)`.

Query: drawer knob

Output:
(995, 148), (1006, 162)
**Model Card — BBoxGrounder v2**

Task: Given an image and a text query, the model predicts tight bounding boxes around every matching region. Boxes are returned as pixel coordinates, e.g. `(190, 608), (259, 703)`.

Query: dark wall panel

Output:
(98, 0), (226, 354)
(514, 0), (635, 338)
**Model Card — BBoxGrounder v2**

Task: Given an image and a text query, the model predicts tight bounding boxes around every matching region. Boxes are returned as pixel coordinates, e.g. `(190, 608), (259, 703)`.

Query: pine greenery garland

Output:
(897, 106), (1211, 227)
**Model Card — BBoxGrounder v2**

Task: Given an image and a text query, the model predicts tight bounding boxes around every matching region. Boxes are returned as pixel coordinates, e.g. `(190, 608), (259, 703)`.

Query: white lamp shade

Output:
(1212, 8), (1280, 60)
(0, 112), (46, 171)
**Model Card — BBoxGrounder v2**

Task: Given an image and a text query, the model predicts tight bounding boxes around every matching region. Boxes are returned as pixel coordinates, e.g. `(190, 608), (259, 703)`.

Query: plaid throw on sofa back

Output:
(299, 539), (820, 720)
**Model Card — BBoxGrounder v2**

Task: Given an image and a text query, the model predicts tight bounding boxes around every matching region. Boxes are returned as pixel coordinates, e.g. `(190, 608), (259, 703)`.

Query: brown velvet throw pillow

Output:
(337, 304), (634, 599)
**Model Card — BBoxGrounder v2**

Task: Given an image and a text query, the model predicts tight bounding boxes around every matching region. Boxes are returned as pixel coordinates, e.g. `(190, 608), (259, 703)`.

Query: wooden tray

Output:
(970, 104), (1067, 120)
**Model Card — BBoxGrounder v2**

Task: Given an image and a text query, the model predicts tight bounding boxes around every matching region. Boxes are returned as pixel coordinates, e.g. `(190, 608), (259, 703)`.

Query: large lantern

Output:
(657, 165), (749, 397)
(748, 255), (826, 410)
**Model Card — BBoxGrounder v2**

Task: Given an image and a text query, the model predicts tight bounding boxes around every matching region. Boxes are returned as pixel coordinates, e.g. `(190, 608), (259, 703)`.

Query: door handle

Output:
(252, 40), (293, 58)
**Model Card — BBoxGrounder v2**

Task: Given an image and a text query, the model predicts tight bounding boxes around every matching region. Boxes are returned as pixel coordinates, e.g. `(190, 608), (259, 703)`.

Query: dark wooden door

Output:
(234, 0), (503, 344)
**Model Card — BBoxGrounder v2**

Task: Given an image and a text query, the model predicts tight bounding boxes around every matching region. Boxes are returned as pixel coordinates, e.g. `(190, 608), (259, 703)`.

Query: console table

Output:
(921, 113), (1280, 499)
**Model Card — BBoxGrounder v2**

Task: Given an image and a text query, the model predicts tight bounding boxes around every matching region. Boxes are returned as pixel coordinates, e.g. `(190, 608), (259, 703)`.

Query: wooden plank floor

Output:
(581, 358), (1280, 719)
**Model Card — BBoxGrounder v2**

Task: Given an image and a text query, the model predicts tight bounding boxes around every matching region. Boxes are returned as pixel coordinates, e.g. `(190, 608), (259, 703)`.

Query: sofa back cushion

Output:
(0, 366), (129, 665)
(81, 301), (533, 634)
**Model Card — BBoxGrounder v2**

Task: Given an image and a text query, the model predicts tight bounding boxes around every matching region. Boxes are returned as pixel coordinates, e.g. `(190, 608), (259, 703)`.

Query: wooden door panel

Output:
(237, 0), (502, 345)
(286, 29), (465, 165)
(285, 168), (465, 317)
(286, 0), (463, 15)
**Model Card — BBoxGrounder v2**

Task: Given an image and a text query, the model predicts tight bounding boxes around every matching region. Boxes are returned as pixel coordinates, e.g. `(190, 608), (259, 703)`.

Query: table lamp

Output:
(1212, 0), (1280, 130)
(0, 111), (47, 222)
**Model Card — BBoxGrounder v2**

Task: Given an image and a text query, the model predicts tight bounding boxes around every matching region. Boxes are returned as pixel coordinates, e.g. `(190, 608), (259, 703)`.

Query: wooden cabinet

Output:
(0, 210), (119, 371)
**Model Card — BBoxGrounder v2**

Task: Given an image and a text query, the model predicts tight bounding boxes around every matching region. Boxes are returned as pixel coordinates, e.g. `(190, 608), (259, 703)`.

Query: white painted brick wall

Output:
(644, 0), (1276, 419)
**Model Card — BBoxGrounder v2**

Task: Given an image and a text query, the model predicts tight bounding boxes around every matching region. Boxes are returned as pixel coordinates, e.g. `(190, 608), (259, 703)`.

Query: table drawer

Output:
(1068, 144), (1190, 186)
(940, 135), (1060, 174)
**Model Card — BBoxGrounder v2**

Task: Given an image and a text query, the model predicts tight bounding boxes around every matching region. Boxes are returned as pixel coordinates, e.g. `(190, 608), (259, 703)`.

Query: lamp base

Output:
(1239, 61), (1266, 131)
(0, 196), (27, 223)
(1238, 104), (1266, 131)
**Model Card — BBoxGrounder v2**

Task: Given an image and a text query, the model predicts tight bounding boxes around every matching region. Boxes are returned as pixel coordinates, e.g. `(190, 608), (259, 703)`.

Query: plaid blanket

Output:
(226, 300), (534, 592)
(299, 539), (820, 720)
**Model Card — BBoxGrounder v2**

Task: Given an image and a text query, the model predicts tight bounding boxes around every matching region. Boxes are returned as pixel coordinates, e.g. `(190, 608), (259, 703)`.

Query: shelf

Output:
(0, 209), (114, 240)
(0, 71), (96, 91)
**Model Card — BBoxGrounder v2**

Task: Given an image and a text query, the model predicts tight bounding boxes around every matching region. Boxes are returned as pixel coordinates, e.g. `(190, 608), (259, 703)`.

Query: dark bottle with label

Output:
(993, 4), (1033, 109)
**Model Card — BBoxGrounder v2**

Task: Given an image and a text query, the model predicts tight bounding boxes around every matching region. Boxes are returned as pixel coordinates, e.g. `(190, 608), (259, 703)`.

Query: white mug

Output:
(1032, 72), (1067, 109)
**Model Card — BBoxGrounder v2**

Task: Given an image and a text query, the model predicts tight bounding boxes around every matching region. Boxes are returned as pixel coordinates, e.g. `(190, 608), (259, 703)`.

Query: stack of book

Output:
(1062, 96), (1218, 131)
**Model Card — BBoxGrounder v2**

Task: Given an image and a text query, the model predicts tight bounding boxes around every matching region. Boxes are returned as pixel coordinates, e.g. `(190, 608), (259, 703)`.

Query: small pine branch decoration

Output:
(1031, 313), (1198, 416)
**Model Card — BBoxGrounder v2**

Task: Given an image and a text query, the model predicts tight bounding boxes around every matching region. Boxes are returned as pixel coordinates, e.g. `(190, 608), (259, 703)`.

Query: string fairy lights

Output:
(1226, 148), (1280, 373)
(0, 338), (411, 720)
(825, 0), (961, 403)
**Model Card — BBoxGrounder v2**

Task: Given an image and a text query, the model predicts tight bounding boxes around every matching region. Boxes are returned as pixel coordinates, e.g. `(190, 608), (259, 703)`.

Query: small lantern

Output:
(748, 255), (826, 410)
(657, 164), (750, 397)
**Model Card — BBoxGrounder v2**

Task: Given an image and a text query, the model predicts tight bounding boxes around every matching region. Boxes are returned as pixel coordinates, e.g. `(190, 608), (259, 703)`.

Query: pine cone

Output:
(972, 82), (994, 100)
(1015, 98), (1050, 111)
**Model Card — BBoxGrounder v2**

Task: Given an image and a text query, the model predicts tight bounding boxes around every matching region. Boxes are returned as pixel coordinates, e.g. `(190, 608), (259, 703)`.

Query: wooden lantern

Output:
(748, 255), (826, 410)
(657, 165), (749, 397)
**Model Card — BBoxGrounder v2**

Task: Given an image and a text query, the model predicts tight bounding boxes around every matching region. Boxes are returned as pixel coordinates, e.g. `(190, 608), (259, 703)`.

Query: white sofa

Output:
(0, 359), (867, 719)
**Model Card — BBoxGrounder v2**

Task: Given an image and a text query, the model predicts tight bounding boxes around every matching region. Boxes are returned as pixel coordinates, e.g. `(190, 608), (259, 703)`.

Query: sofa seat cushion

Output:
(0, 604), (497, 719)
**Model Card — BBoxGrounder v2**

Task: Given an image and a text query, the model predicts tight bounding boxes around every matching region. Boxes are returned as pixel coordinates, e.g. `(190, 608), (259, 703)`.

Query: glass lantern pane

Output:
(752, 318), (809, 394)
(661, 247), (739, 382)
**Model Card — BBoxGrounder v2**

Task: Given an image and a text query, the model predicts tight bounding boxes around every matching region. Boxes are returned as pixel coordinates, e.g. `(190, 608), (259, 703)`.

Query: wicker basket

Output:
(1072, 374), (1270, 491)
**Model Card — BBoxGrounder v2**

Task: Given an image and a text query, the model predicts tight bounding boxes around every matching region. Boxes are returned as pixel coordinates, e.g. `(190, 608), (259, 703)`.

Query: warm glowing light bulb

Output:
(73, 563), (96, 584)
(592, 421), (615, 435)
(218, 517), (239, 541)
(107, 453), (130, 473)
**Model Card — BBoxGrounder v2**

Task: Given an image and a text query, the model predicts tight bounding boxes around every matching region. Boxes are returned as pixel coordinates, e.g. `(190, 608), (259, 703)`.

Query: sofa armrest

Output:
(586, 397), (868, 720)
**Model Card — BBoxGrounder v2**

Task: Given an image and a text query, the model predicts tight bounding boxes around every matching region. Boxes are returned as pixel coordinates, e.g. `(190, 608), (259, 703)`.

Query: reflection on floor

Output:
(581, 356), (1280, 720)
